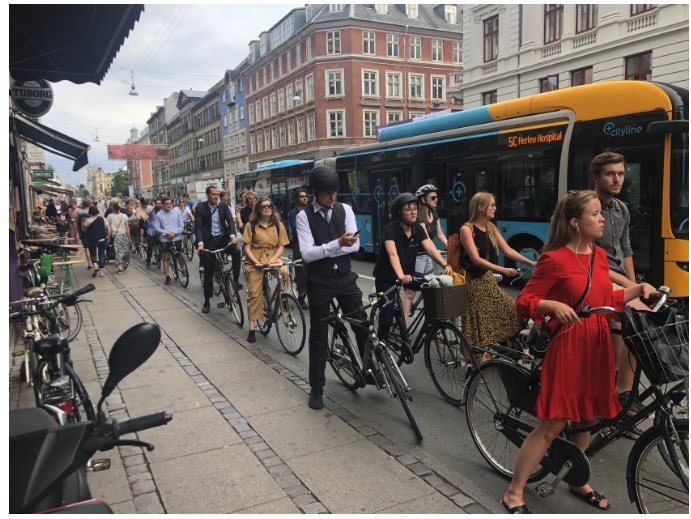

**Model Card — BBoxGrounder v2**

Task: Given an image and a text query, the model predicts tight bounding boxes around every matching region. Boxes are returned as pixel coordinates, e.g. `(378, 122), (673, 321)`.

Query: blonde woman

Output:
(459, 192), (536, 346)
(242, 197), (290, 343)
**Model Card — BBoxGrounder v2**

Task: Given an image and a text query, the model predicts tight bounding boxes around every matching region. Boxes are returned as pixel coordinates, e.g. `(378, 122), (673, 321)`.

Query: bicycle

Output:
(10, 284), (97, 423)
(182, 220), (195, 261)
(200, 244), (244, 326)
(371, 277), (471, 406)
(254, 261), (306, 355)
(162, 241), (189, 287)
(464, 287), (688, 514)
(326, 282), (423, 441)
(286, 254), (306, 299)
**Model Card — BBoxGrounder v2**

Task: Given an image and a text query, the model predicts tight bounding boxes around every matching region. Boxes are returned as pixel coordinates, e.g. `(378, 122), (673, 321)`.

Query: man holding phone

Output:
(296, 165), (368, 410)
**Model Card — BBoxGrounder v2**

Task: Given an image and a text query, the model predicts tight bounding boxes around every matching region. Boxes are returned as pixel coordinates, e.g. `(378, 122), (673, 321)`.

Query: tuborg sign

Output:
(11, 78), (54, 118)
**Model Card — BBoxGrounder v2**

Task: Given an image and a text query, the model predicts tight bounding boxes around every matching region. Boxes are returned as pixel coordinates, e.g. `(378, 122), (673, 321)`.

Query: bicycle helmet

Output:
(415, 184), (438, 200)
(309, 165), (340, 193)
(391, 192), (418, 221)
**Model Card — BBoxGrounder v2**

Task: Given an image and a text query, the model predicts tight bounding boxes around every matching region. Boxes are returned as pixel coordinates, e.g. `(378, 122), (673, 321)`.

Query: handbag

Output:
(525, 245), (597, 358)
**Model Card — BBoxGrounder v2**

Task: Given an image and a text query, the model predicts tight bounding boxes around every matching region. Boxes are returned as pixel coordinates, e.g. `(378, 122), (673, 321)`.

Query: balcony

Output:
(572, 29), (598, 50)
(628, 11), (657, 32)
(482, 61), (497, 75)
(541, 41), (562, 59)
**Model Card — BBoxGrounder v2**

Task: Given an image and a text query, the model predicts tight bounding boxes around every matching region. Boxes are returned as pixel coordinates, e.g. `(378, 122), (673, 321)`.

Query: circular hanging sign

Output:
(11, 78), (54, 118)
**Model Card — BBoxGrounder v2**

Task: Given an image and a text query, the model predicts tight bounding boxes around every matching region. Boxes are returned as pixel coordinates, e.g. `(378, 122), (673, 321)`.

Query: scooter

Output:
(10, 322), (173, 513)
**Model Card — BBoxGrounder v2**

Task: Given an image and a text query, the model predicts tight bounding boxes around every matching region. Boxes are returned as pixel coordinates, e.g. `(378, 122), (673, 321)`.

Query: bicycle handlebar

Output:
(9, 283), (96, 312)
(113, 412), (173, 437)
(576, 286), (671, 318)
(493, 268), (526, 286)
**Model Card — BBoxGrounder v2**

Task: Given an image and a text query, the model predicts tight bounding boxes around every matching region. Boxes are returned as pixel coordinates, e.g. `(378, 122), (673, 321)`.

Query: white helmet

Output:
(415, 184), (438, 200)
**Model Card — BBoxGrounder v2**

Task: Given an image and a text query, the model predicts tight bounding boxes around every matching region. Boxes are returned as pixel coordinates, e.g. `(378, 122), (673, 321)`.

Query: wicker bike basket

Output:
(421, 284), (468, 320)
(623, 317), (689, 386)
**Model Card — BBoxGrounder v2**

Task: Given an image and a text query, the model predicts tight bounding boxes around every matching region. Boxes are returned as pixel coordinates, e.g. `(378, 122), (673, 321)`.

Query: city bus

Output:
(235, 159), (313, 228)
(334, 81), (688, 296)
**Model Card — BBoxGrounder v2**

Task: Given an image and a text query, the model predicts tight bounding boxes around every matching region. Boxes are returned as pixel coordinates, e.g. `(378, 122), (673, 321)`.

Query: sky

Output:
(24, 3), (303, 186)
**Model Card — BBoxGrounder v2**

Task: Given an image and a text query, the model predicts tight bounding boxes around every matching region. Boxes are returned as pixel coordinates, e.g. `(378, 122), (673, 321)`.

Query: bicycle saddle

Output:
(24, 287), (43, 298)
(34, 335), (68, 356)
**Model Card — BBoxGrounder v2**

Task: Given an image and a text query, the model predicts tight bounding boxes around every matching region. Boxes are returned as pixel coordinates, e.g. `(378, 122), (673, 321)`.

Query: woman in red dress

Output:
(501, 191), (656, 514)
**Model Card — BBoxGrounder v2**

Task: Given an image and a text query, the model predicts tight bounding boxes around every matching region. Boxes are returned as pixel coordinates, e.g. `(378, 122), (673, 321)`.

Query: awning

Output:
(31, 182), (74, 196)
(10, 5), (144, 84)
(11, 113), (90, 171)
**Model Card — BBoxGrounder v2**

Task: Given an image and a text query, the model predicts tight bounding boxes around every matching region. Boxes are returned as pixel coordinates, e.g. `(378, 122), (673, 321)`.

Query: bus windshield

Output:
(670, 145), (689, 238)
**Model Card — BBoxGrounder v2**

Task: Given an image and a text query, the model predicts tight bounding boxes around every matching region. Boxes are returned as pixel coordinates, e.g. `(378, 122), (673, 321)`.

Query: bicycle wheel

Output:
(213, 270), (222, 296)
(152, 244), (161, 268)
(174, 254), (189, 287)
(46, 286), (82, 342)
(327, 322), (363, 390)
(65, 363), (96, 423)
(628, 418), (688, 514)
(227, 277), (245, 327)
(465, 361), (548, 482)
(275, 294), (306, 355)
(256, 278), (273, 335)
(371, 301), (408, 366)
(185, 234), (195, 261)
(288, 264), (299, 298)
(424, 322), (473, 406)
(378, 344), (423, 442)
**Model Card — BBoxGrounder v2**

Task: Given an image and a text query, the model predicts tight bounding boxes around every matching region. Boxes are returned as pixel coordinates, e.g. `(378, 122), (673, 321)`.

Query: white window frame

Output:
(431, 75), (445, 101)
(250, 133), (256, 154)
(278, 90), (285, 113)
(432, 39), (443, 62)
(306, 36), (312, 60)
(278, 57), (283, 77)
(409, 36), (421, 60)
(406, 4), (418, 19)
(410, 111), (424, 119)
(326, 69), (345, 98)
(453, 41), (462, 64)
(262, 97), (269, 120)
(271, 126), (278, 150)
(306, 114), (316, 141)
(288, 121), (295, 145)
(445, 5), (457, 24)
(327, 110), (346, 138)
(286, 84), (294, 107)
(363, 110), (380, 137)
(387, 111), (402, 124)
(249, 103), (255, 124)
(375, 4), (388, 14)
(305, 75), (314, 102)
(297, 116), (305, 143)
(327, 31), (341, 55)
(295, 79), (303, 100)
(387, 34), (400, 58)
(287, 51), (292, 72)
(329, 4), (343, 13)
(295, 43), (302, 67)
(386, 72), (402, 99)
(270, 93), (277, 116)
(363, 30), (376, 55)
(362, 69), (379, 97)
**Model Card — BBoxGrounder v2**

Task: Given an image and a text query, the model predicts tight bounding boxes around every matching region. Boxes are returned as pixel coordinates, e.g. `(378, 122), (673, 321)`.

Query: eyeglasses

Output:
(260, 204), (273, 209)
(402, 207), (418, 213)
(428, 196), (438, 201)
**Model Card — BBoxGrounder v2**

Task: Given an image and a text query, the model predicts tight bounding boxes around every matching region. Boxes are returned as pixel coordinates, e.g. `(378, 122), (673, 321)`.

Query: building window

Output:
(326, 70), (344, 97)
(264, 129), (270, 151)
(452, 41), (462, 64)
(307, 114), (317, 141)
(445, 5), (457, 24)
(305, 75), (314, 102)
(409, 74), (424, 99)
(363, 70), (378, 96)
(262, 97), (269, 119)
(406, 4), (418, 18)
(240, 105), (245, 121)
(250, 133), (256, 154)
(482, 90), (497, 105)
(387, 111), (402, 124)
(409, 36), (421, 60)
(295, 79), (303, 101)
(544, 4), (563, 44)
(262, 67), (267, 86)
(571, 67), (592, 86)
(576, 4), (598, 33)
(483, 15), (499, 62)
(249, 104), (255, 124)
(431, 76), (445, 101)
(387, 34), (400, 58)
(296, 43), (302, 66)
(270, 93), (277, 116)
(270, 62), (274, 83)
(278, 90), (285, 113)
(539, 75), (559, 92)
(271, 127), (278, 150)
(363, 30), (375, 55)
(327, 110), (345, 138)
(386, 72), (402, 98)
(279, 124), (286, 148)
(327, 31), (341, 54)
(329, 4), (343, 12)
(375, 4), (388, 14)
(278, 57), (283, 77)
(306, 35), (312, 60)
(432, 39), (443, 62)
(625, 51), (652, 80)
(364, 110), (379, 137)
(297, 117), (305, 143)
(631, 4), (655, 16)
(287, 50), (292, 71)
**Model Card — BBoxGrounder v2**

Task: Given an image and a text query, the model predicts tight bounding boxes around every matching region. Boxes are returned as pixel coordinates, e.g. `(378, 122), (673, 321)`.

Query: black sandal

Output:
(501, 499), (532, 514)
(569, 489), (611, 510)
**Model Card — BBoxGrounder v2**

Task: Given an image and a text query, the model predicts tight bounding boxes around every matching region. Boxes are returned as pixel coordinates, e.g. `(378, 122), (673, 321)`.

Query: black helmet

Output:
(415, 183), (438, 200)
(309, 165), (339, 193)
(391, 192), (417, 220)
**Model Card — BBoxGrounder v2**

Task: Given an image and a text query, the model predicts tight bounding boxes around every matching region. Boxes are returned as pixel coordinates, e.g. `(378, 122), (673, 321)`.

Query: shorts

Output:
(160, 240), (182, 253)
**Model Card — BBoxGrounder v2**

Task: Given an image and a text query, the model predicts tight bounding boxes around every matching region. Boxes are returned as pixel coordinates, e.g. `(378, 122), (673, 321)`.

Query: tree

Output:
(110, 169), (129, 197)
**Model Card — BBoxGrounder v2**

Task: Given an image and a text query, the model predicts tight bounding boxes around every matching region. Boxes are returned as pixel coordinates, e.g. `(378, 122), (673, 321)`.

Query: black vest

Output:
(304, 202), (351, 276)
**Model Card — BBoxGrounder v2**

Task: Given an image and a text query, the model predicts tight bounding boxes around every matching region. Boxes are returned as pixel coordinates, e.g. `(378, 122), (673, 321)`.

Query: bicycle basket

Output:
(421, 284), (467, 320)
(622, 306), (689, 386)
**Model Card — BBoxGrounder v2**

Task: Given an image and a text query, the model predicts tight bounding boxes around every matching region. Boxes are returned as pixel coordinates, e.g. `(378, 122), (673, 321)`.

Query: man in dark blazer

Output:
(195, 185), (242, 313)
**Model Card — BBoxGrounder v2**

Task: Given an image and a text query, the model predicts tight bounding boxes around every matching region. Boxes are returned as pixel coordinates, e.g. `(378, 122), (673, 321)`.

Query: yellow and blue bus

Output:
(334, 81), (688, 296)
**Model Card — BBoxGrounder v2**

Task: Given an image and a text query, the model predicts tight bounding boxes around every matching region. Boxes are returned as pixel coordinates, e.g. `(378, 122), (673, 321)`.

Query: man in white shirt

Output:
(154, 197), (183, 285)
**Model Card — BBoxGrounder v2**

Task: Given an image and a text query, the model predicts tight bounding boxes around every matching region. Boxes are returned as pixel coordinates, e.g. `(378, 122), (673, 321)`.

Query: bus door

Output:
(446, 159), (495, 235)
(370, 168), (402, 252)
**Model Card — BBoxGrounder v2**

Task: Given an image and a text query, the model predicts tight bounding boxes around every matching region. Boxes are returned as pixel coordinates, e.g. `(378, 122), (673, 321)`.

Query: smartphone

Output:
(353, 229), (360, 236)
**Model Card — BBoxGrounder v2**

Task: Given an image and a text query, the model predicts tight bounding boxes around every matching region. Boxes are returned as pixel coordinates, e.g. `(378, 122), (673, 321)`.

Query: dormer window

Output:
(375, 4), (388, 15)
(329, 4), (343, 13)
(406, 4), (418, 18)
(445, 5), (457, 24)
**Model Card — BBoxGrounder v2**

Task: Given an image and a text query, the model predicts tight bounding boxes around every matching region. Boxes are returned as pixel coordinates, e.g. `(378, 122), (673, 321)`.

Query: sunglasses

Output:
(260, 204), (273, 209)
(428, 196), (438, 201)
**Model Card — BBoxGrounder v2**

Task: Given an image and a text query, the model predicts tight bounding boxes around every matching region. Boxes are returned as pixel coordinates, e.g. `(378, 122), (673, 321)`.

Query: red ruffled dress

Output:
(517, 246), (623, 422)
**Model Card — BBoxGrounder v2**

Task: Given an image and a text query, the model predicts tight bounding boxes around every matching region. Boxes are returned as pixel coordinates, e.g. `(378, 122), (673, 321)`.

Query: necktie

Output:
(321, 207), (331, 223)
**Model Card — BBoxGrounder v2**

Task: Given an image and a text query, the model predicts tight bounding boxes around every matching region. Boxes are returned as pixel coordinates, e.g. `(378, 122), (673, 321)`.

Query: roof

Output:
(9, 5), (144, 84)
(12, 113), (90, 171)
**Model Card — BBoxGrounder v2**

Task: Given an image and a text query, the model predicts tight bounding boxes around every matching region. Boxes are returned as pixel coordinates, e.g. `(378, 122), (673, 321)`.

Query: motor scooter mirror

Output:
(97, 323), (161, 416)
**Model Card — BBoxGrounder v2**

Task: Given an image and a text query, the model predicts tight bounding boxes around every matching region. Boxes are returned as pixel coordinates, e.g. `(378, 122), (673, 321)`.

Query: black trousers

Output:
(291, 243), (307, 297)
(307, 269), (368, 389)
(145, 234), (157, 264)
(200, 237), (241, 301)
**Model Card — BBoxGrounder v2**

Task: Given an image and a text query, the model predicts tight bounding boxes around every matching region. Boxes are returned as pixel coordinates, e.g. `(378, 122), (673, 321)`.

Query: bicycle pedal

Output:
(86, 458), (111, 472)
(216, 302), (226, 309)
(535, 481), (554, 497)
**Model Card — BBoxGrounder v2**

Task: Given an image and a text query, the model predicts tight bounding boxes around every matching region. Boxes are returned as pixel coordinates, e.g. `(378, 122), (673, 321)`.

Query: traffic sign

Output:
(32, 169), (54, 182)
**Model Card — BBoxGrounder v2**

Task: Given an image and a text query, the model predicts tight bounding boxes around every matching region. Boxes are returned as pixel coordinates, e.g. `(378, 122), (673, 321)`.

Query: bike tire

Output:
(327, 321), (363, 390)
(627, 418), (688, 514)
(174, 254), (189, 287)
(227, 276), (245, 327)
(185, 235), (195, 261)
(378, 344), (423, 442)
(256, 278), (273, 335)
(371, 303), (409, 366)
(32, 358), (49, 408)
(275, 293), (306, 355)
(66, 363), (96, 423)
(213, 270), (222, 296)
(465, 361), (549, 483)
(424, 322), (473, 406)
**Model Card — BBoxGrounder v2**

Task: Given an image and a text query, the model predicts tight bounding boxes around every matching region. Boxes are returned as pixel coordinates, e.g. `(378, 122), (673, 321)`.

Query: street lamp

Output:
(128, 70), (139, 96)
